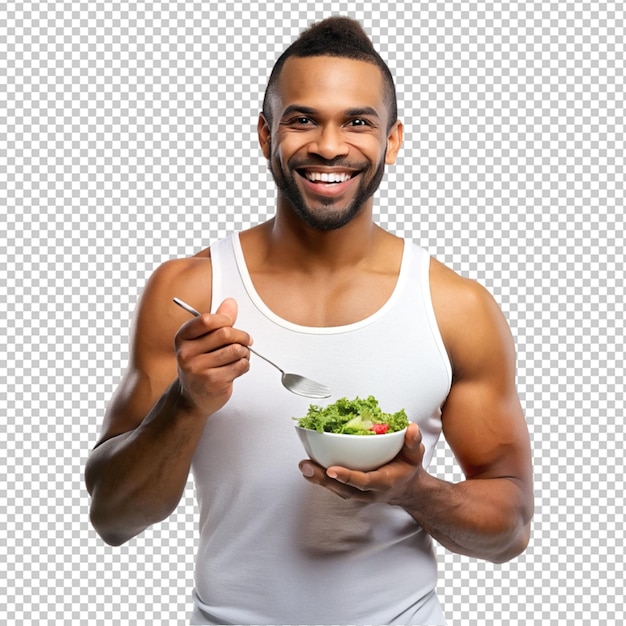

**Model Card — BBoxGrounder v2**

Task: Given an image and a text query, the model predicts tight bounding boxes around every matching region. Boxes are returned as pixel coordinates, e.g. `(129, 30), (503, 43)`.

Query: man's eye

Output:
(280, 116), (313, 128)
(349, 118), (370, 127)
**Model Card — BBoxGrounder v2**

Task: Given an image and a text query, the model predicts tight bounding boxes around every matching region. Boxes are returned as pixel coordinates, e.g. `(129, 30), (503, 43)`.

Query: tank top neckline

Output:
(231, 231), (412, 335)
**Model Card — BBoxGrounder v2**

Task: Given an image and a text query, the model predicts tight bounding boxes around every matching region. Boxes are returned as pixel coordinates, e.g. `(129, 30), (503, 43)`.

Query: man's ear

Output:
(258, 114), (271, 160)
(385, 120), (404, 165)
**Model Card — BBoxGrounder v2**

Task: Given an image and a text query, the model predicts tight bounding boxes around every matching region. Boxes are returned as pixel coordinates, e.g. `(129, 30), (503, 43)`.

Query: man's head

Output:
(259, 17), (402, 231)
(262, 17), (398, 132)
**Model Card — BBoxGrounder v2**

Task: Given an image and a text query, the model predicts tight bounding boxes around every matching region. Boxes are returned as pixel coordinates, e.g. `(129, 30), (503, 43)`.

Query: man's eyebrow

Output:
(344, 107), (381, 119)
(280, 105), (318, 119)
(280, 105), (381, 119)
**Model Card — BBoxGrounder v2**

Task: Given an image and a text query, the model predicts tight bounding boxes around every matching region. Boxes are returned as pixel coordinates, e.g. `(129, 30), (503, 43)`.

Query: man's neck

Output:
(261, 205), (386, 272)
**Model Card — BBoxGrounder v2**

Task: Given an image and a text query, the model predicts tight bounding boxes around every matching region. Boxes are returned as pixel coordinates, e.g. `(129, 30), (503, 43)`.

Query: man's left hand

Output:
(299, 422), (426, 505)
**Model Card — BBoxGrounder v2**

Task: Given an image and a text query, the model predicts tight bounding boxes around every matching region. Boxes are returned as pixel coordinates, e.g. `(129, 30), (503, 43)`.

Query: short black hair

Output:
(262, 17), (398, 130)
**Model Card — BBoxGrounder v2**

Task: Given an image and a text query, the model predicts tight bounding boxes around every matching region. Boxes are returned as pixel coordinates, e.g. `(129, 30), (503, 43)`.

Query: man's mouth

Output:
(302, 171), (355, 184)
(297, 169), (360, 187)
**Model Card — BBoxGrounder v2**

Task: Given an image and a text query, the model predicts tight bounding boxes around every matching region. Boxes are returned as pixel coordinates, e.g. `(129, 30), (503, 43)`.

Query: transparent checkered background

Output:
(1, 1), (624, 624)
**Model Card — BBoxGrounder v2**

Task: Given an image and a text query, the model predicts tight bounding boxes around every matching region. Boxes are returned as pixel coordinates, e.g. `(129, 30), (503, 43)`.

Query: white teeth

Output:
(305, 171), (352, 183)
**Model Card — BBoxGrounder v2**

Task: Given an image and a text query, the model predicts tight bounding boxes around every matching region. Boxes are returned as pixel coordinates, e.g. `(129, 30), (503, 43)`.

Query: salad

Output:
(295, 396), (408, 435)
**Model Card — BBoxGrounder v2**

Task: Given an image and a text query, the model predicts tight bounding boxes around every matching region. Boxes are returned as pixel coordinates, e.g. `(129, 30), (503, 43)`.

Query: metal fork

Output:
(173, 297), (332, 399)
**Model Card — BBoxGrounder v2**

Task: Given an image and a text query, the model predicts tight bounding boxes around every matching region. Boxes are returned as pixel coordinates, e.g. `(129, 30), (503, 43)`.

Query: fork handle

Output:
(248, 346), (285, 375)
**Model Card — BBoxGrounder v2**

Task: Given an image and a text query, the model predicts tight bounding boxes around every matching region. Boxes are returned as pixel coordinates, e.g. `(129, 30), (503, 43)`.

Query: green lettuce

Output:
(295, 396), (408, 435)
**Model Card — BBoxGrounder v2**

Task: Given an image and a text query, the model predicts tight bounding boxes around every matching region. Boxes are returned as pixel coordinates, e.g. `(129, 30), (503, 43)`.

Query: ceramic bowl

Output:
(295, 426), (408, 471)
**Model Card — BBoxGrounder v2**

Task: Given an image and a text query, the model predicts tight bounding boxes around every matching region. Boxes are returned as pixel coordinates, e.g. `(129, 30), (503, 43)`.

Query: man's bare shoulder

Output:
(428, 256), (514, 375)
(142, 250), (213, 315)
(429, 256), (492, 311)
(153, 246), (212, 280)
(122, 251), (215, 366)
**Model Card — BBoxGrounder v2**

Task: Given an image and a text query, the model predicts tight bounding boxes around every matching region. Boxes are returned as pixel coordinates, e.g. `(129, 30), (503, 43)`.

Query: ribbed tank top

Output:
(190, 232), (452, 625)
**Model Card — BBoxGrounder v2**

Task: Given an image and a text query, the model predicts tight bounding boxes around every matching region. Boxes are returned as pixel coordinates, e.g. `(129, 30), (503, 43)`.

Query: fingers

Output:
(400, 422), (424, 463)
(299, 423), (426, 501)
(175, 297), (251, 351)
(177, 302), (248, 343)
(214, 297), (238, 326)
(180, 342), (250, 378)
(176, 321), (251, 359)
(299, 461), (356, 500)
(174, 298), (252, 415)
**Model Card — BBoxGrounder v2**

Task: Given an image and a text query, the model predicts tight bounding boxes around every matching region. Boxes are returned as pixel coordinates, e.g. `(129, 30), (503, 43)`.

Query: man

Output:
(86, 17), (533, 625)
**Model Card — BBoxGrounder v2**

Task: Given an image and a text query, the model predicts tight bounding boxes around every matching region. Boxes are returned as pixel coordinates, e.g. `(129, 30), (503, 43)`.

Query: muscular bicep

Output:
(436, 273), (532, 494)
(442, 373), (530, 482)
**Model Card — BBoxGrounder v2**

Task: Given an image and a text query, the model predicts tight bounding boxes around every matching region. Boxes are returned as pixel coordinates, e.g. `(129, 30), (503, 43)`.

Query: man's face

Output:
(259, 56), (403, 231)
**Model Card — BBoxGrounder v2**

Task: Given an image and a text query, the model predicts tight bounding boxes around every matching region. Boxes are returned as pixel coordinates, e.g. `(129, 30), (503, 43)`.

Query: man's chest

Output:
(248, 269), (399, 327)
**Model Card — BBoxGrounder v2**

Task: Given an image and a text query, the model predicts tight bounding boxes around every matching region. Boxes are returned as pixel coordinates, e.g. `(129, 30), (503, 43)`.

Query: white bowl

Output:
(295, 426), (408, 471)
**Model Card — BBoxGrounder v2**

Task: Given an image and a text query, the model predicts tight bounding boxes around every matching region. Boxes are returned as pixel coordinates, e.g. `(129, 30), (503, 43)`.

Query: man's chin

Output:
(270, 170), (376, 231)
(292, 203), (362, 231)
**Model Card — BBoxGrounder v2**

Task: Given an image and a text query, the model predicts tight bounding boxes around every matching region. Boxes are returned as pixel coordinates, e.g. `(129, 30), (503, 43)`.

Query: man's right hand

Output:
(175, 298), (252, 417)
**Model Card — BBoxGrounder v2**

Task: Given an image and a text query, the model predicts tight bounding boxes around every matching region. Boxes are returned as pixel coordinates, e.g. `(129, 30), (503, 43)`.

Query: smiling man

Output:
(259, 53), (401, 231)
(86, 17), (533, 625)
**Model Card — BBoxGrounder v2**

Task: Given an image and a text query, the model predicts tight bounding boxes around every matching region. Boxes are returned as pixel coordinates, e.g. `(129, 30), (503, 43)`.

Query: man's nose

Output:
(308, 125), (349, 160)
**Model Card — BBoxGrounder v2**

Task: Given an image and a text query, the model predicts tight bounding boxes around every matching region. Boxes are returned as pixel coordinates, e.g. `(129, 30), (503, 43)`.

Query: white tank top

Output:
(191, 232), (452, 625)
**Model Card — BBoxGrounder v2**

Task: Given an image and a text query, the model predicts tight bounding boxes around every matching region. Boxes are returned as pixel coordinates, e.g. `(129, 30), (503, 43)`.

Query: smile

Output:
(295, 169), (360, 198)
(303, 171), (355, 184)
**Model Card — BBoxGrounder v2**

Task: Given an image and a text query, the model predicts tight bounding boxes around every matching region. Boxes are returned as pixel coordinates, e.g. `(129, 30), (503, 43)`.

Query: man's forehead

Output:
(272, 55), (386, 113)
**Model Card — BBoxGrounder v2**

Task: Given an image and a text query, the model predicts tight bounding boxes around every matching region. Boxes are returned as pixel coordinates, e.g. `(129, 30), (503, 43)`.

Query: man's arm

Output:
(85, 257), (251, 546)
(414, 272), (533, 561)
(299, 265), (533, 564)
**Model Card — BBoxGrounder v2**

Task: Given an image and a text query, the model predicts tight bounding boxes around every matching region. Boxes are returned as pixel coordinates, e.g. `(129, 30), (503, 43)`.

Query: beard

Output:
(268, 155), (387, 231)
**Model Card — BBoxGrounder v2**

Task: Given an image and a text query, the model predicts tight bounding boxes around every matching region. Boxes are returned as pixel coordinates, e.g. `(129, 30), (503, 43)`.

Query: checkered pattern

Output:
(1, 1), (624, 624)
